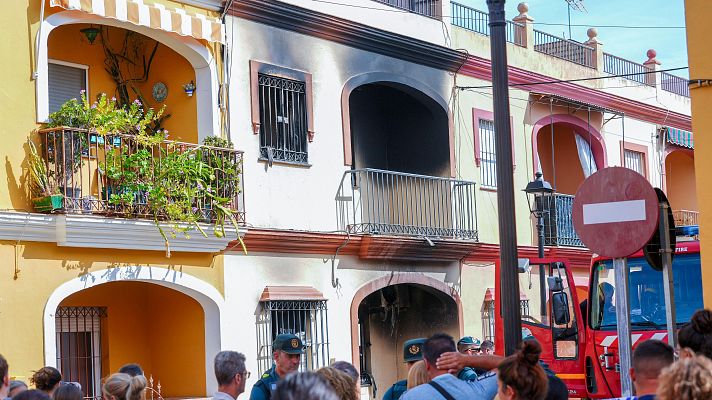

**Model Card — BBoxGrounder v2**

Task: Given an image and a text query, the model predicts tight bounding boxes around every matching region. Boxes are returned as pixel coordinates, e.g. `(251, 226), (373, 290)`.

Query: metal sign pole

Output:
(613, 257), (633, 397)
(659, 201), (677, 349)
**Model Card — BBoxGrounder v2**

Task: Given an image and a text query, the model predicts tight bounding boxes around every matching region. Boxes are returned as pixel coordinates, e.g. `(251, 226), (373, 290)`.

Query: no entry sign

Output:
(572, 167), (659, 258)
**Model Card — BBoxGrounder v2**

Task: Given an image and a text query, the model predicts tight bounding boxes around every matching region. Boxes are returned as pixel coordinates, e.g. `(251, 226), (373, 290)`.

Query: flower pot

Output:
(32, 194), (63, 213)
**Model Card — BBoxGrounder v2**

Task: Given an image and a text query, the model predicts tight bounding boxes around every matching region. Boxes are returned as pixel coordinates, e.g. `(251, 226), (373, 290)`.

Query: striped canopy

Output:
(666, 127), (694, 149)
(50, 0), (225, 43)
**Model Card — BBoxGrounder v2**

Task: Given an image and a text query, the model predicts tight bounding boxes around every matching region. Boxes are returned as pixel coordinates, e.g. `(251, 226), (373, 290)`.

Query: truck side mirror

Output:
(552, 292), (571, 325)
(547, 276), (564, 292)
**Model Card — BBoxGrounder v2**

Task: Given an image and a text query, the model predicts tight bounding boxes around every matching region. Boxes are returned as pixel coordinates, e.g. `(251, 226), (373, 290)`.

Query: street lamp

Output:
(524, 172), (553, 320)
(524, 172), (553, 259)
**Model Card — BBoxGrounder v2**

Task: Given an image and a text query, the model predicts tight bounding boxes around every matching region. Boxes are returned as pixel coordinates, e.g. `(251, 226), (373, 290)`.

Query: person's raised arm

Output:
(435, 352), (504, 374)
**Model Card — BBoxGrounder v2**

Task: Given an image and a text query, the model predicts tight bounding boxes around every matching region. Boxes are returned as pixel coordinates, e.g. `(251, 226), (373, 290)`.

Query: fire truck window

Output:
(551, 266), (578, 360)
(518, 264), (549, 326)
(590, 254), (704, 330)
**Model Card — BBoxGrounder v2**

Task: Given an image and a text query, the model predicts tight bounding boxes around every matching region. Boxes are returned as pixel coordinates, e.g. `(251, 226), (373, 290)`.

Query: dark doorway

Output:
(349, 83), (450, 177)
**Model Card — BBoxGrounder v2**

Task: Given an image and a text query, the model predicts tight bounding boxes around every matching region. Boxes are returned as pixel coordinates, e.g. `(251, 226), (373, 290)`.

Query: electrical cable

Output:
(457, 67), (689, 90)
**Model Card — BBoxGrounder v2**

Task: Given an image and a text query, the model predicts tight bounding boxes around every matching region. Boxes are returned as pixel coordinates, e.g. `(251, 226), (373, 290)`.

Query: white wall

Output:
(228, 17), (453, 232)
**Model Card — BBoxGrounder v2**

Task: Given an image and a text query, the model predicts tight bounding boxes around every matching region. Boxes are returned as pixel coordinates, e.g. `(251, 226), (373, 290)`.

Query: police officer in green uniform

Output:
(249, 333), (304, 400)
(382, 338), (425, 400)
(456, 336), (482, 380)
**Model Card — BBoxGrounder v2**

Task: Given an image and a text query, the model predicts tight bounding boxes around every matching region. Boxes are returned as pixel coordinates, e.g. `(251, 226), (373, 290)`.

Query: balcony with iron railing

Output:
(372, 0), (441, 19)
(539, 193), (584, 248)
(673, 210), (699, 227)
(36, 127), (245, 226)
(449, 2), (690, 98)
(335, 169), (478, 240)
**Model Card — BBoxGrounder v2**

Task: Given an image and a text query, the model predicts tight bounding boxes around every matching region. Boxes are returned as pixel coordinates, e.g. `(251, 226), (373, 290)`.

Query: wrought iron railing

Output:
(335, 168), (478, 239)
(660, 72), (690, 97)
(36, 127), (245, 224)
(602, 53), (651, 86)
(540, 193), (584, 247)
(450, 2), (525, 46)
(533, 29), (594, 68)
(673, 210), (699, 227)
(372, 0), (441, 19)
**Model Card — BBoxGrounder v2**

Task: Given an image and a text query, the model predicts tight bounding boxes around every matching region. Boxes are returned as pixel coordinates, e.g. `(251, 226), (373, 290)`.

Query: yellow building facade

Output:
(0, 0), (235, 396)
(685, 0), (712, 306)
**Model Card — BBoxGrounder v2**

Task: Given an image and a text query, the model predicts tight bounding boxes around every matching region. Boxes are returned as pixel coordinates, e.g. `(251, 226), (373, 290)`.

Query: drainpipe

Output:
(33, 0), (47, 80)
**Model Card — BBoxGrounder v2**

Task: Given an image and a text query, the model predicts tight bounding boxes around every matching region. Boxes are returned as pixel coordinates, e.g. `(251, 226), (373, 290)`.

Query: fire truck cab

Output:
(494, 226), (703, 398)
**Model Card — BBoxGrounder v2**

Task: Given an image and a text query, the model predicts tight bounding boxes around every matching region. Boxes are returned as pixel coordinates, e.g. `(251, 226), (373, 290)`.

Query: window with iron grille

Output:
(624, 149), (645, 176)
(482, 299), (530, 342)
(479, 119), (497, 188)
(256, 300), (329, 374)
(482, 300), (495, 342)
(55, 306), (107, 399)
(258, 74), (309, 164)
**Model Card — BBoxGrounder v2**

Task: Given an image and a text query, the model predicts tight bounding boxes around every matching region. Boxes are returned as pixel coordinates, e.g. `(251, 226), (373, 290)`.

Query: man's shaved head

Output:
(632, 340), (674, 379)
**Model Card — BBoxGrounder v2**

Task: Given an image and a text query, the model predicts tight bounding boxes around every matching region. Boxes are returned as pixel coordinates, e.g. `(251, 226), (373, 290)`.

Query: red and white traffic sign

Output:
(572, 167), (659, 258)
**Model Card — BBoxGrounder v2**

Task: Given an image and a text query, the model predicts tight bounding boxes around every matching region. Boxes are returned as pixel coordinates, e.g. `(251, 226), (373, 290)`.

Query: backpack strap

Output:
(428, 381), (456, 400)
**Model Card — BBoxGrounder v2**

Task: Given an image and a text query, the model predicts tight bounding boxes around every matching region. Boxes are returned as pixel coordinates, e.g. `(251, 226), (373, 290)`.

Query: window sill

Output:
(258, 157), (312, 168)
(480, 186), (498, 192)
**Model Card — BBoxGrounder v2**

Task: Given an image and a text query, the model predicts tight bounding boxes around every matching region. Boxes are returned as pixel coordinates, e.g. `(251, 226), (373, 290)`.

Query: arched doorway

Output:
(37, 11), (219, 141)
(45, 267), (223, 397)
(531, 114), (606, 247)
(665, 150), (698, 225)
(348, 82), (451, 177)
(350, 274), (461, 399)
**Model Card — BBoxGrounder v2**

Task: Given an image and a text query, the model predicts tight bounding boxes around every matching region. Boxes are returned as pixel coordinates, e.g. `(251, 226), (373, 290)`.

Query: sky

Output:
(457, 0), (689, 78)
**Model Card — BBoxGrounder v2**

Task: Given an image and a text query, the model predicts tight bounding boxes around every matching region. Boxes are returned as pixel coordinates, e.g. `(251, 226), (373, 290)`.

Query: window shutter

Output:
(48, 63), (87, 114)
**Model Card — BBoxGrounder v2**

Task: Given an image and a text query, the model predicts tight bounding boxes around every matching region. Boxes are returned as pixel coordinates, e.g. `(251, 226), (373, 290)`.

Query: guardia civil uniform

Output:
(249, 333), (305, 400)
(382, 338), (426, 400)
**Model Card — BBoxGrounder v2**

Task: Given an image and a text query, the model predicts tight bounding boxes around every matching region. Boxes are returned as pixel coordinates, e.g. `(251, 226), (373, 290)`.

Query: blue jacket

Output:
(382, 379), (407, 400)
(249, 367), (280, 400)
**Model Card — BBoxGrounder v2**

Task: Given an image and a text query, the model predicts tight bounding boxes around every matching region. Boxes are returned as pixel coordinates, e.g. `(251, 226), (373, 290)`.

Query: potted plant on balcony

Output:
(27, 139), (62, 212)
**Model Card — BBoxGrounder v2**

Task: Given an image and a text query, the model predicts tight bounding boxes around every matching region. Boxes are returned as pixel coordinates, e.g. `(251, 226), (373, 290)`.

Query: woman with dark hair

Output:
(678, 309), (712, 359)
(497, 341), (548, 400)
(30, 367), (61, 397)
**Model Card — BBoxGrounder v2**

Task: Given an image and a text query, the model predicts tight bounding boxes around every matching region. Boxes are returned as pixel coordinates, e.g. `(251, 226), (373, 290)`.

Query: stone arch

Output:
(44, 267), (224, 395)
(37, 11), (219, 141)
(340, 72), (455, 176)
(348, 272), (463, 366)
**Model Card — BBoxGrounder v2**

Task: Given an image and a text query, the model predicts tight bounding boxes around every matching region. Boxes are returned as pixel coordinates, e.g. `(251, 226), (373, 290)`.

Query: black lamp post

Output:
(524, 172), (554, 259)
(524, 172), (553, 319)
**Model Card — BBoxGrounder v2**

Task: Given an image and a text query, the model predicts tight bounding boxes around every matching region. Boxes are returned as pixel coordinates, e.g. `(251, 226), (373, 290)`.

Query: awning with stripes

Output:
(50, 0), (225, 43)
(666, 127), (694, 149)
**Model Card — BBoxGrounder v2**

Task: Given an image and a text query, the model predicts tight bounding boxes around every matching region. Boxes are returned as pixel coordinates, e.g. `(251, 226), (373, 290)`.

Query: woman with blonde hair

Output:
(102, 373), (147, 400)
(406, 360), (429, 390)
(657, 356), (712, 400)
(316, 367), (358, 400)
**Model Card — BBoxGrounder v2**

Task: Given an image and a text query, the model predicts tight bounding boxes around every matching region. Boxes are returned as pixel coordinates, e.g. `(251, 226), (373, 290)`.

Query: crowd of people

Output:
(2, 309), (712, 400)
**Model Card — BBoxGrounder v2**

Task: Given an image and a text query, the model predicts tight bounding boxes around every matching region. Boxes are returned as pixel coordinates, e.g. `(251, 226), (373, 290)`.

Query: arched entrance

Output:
(531, 114), (607, 247)
(532, 114), (607, 195)
(44, 267), (223, 397)
(348, 81), (451, 177)
(350, 274), (462, 399)
(37, 11), (219, 141)
(665, 149), (698, 225)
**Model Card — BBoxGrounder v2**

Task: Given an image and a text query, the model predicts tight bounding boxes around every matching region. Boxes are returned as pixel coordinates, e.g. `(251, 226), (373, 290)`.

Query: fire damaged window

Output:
(256, 300), (329, 373)
(257, 74), (309, 164)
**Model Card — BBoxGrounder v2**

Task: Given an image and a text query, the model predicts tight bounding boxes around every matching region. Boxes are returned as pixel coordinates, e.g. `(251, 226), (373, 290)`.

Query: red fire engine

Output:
(494, 226), (703, 398)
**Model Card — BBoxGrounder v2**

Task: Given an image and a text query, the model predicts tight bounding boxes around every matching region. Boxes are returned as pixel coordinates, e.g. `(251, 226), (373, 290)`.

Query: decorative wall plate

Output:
(152, 81), (168, 103)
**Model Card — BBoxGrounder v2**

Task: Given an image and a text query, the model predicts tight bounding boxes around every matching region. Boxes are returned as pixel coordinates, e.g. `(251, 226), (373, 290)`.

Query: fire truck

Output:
(493, 225), (703, 398)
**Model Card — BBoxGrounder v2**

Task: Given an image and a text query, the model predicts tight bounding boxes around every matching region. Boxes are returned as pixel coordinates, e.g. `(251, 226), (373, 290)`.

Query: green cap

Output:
(403, 338), (426, 362)
(457, 336), (481, 348)
(273, 333), (305, 354)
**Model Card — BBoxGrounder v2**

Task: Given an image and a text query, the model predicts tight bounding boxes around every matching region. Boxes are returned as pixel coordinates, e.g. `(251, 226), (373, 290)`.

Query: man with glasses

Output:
(456, 337), (481, 380)
(251, 334), (305, 400)
(214, 351), (249, 400)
